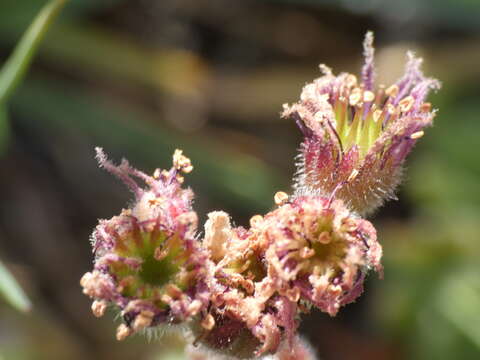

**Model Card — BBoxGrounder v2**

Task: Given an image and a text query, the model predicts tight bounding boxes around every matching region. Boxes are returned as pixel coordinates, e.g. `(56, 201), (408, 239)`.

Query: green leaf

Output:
(0, 0), (68, 104)
(0, 258), (31, 312)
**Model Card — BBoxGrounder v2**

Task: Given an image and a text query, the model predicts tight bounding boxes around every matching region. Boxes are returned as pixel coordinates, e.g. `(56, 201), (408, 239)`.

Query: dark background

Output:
(0, 0), (479, 359)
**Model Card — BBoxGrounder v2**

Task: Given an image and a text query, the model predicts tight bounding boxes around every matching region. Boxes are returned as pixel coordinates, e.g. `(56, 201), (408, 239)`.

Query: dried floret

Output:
(264, 196), (382, 316)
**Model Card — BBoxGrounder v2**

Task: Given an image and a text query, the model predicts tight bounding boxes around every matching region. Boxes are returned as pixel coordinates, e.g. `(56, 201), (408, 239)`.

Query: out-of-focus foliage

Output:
(0, 0), (479, 360)
(375, 84), (480, 359)
(0, 0), (68, 314)
(0, 259), (31, 312)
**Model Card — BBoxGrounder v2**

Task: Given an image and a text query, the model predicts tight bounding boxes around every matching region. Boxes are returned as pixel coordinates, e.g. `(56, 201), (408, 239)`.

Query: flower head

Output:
(81, 148), (208, 339)
(283, 32), (441, 215)
(264, 196), (382, 316)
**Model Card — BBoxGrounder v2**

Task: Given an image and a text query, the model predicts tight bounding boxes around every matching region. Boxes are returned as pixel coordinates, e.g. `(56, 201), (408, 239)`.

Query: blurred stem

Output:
(0, 258), (31, 312)
(0, 0), (67, 104)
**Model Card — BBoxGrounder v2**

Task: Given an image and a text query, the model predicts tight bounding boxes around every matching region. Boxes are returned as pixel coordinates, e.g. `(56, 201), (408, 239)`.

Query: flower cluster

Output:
(80, 32), (439, 359)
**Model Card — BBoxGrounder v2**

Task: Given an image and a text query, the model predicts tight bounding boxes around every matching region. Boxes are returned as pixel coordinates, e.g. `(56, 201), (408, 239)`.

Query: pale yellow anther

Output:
(201, 313), (215, 330)
(318, 231), (332, 244)
(349, 88), (362, 106)
(188, 300), (202, 315)
(249, 214), (264, 228)
(132, 311), (154, 332)
(176, 174), (185, 184)
(347, 169), (359, 182)
(153, 168), (161, 179)
(161, 294), (172, 304)
(274, 191), (289, 206)
(373, 109), (383, 122)
(342, 218), (358, 232)
(399, 95), (414, 113)
(91, 300), (107, 318)
(173, 149), (193, 173)
(363, 91), (375, 102)
(385, 84), (399, 98)
(154, 246), (168, 261)
(161, 170), (170, 178)
(387, 104), (397, 115)
(166, 284), (183, 298)
(116, 324), (132, 341)
(410, 131), (424, 139)
(299, 247), (315, 259)
(421, 102), (431, 112)
(345, 74), (357, 88)
(285, 287), (301, 302)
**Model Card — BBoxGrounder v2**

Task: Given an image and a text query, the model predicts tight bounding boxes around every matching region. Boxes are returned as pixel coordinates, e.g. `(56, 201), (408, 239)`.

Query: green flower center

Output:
(108, 228), (192, 307)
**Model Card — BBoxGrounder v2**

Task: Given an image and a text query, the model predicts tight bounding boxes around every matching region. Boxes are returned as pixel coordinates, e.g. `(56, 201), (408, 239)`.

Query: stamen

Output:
(91, 300), (107, 318)
(410, 131), (424, 139)
(116, 324), (132, 341)
(349, 88), (362, 106)
(385, 84), (399, 98)
(274, 191), (289, 205)
(250, 214), (264, 228)
(363, 91), (375, 102)
(421, 102), (432, 112)
(201, 314), (215, 330)
(398, 96), (414, 113)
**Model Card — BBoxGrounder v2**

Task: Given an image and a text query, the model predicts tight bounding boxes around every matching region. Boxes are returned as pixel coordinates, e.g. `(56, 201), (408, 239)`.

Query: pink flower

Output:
(264, 196), (382, 316)
(283, 32), (440, 215)
(80, 148), (208, 339)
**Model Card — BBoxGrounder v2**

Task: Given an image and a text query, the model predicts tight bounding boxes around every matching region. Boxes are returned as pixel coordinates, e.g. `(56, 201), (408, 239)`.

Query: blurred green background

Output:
(0, 0), (479, 359)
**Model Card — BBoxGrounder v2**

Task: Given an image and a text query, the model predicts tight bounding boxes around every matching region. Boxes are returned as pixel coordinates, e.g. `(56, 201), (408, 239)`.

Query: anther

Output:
(201, 314), (215, 330)
(399, 96), (414, 113)
(299, 247), (315, 259)
(410, 131), (424, 139)
(345, 74), (357, 88)
(420, 102), (431, 112)
(318, 232), (332, 244)
(173, 149), (193, 173)
(116, 324), (132, 341)
(373, 109), (382, 122)
(349, 88), (362, 106)
(274, 191), (289, 206)
(385, 84), (399, 98)
(91, 300), (107, 318)
(249, 214), (264, 228)
(363, 91), (375, 102)
(132, 311), (154, 332)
